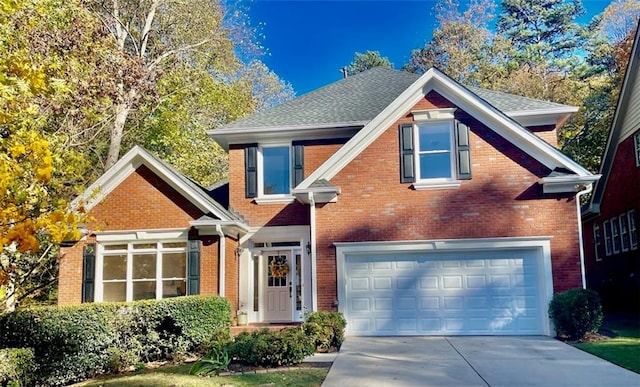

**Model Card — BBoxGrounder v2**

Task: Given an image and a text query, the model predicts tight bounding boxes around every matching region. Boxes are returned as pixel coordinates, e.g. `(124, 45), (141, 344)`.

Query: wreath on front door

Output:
(269, 257), (289, 278)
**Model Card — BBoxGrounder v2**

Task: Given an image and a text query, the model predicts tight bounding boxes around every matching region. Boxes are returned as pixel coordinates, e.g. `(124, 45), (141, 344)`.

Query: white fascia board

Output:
(74, 146), (235, 222)
(208, 122), (366, 150)
(298, 69), (439, 189)
(539, 175), (601, 194)
(298, 69), (593, 190)
(433, 80), (593, 177)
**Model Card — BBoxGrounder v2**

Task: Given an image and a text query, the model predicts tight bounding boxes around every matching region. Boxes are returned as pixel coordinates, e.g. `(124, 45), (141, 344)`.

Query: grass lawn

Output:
(574, 314), (640, 374)
(74, 364), (330, 387)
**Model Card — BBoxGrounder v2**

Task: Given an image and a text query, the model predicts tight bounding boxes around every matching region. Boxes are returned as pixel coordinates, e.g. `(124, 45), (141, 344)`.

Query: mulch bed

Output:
(221, 362), (331, 376)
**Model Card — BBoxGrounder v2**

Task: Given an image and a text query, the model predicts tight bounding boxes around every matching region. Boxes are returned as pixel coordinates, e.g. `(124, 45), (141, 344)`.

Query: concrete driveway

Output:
(322, 336), (640, 387)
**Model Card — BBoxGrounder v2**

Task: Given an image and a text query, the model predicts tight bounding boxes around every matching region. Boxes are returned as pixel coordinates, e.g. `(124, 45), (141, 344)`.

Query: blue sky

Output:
(247, 0), (613, 96)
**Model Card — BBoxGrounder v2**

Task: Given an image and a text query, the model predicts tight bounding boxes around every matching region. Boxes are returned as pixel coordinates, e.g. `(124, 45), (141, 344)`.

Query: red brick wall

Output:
(583, 133), (640, 311)
(225, 237), (240, 315)
(228, 142), (342, 227)
(312, 93), (580, 310)
(58, 165), (225, 305)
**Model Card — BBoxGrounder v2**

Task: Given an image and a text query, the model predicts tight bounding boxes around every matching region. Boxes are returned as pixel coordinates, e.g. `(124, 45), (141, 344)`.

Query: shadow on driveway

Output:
(322, 336), (640, 386)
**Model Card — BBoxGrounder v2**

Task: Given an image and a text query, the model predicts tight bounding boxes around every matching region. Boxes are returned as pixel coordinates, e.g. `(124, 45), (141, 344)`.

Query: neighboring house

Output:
(59, 67), (599, 337)
(582, 27), (640, 313)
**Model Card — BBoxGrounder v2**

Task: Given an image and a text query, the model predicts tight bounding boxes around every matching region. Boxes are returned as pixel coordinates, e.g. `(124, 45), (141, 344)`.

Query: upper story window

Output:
(261, 145), (291, 195)
(600, 210), (637, 258)
(399, 109), (471, 190)
(417, 121), (455, 180)
(245, 143), (304, 202)
(635, 131), (640, 167)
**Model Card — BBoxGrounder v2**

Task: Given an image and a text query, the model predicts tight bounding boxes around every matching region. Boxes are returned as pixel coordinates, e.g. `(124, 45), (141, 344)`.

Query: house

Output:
(582, 26), (640, 313)
(59, 67), (599, 336)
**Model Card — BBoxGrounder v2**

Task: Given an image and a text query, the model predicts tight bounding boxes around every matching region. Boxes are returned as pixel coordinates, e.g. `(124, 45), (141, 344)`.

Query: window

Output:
(629, 210), (638, 250)
(611, 218), (621, 254)
(416, 121), (455, 180)
(261, 145), (290, 195)
(399, 114), (471, 189)
(620, 215), (630, 252)
(594, 225), (602, 261)
(99, 241), (187, 302)
(635, 132), (640, 167)
(603, 220), (612, 256)
(245, 144), (304, 200)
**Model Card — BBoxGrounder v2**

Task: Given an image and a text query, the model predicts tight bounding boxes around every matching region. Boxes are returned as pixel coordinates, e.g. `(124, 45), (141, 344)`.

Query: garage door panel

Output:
(344, 250), (544, 336)
(373, 277), (392, 290)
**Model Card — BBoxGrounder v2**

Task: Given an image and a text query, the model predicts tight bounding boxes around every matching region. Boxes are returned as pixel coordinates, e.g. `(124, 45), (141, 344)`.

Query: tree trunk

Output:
(105, 101), (131, 171)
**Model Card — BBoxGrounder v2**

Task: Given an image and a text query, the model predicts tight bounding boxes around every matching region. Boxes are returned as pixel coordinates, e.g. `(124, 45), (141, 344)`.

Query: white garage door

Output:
(344, 250), (544, 336)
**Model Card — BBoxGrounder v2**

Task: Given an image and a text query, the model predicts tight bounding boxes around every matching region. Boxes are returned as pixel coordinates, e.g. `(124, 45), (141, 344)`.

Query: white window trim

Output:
(95, 240), (187, 302)
(634, 132), (640, 167)
(413, 120), (458, 189)
(629, 210), (638, 250)
(619, 214), (630, 252)
(257, 143), (293, 201)
(611, 217), (621, 254)
(603, 220), (612, 256)
(594, 225), (602, 262)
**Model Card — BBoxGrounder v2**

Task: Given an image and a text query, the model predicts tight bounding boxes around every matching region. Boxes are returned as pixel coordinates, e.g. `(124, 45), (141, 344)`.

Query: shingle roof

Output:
(216, 67), (575, 131)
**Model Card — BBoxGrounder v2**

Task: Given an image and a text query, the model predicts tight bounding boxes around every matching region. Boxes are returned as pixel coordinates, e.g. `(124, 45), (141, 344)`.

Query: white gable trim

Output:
(298, 68), (593, 190)
(72, 146), (235, 222)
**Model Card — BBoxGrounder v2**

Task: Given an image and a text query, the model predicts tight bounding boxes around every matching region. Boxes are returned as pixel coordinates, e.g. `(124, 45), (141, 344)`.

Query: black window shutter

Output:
(187, 239), (200, 295)
(82, 243), (96, 303)
(292, 144), (304, 187)
(245, 145), (258, 198)
(455, 121), (472, 180)
(399, 124), (415, 183)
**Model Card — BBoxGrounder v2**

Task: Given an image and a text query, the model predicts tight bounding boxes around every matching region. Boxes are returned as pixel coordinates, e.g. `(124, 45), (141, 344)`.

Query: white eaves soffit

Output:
(298, 68), (593, 190)
(72, 146), (236, 223)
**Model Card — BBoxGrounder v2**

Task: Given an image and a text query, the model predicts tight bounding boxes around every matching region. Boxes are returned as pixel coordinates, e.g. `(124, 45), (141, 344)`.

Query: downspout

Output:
(308, 192), (318, 311)
(576, 183), (594, 290)
(216, 224), (226, 297)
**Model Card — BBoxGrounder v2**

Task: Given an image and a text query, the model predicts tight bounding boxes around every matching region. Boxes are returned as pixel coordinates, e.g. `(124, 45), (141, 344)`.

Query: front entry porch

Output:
(237, 226), (313, 324)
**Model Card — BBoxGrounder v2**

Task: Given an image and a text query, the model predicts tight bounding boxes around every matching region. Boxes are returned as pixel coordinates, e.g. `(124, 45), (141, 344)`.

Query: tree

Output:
(88, 0), (244, 170)
(405, 0), (514, 87)
(497, 0), (587, 70)
(0, 0), (103, 310)
(345, 51), (393, 76)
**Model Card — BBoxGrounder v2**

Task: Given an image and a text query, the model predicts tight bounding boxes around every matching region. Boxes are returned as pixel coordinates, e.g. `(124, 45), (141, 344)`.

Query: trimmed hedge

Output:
(302, 311), (346, 351)
(549, 288), (603, 341)
(228, 327), (315, 367)
(0, 296), (231, 386)
(0, 348), (35, 386)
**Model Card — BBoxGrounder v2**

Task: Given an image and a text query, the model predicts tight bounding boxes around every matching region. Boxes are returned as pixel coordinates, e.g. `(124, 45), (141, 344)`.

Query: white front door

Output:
(264, 252), (292, 321)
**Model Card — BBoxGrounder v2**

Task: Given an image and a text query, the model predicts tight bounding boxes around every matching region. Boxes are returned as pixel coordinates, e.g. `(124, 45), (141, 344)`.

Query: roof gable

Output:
(74, 146), (242, 223)
(298, 68), (595, 190)
(587, 23), (640, 215)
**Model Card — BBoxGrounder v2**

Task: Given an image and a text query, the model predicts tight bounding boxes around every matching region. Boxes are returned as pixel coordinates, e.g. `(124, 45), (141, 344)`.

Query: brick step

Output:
(231, 322), (301, 336)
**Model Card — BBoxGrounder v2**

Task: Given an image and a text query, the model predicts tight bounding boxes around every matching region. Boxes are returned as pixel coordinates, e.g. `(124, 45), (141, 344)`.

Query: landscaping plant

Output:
(549, 288), (604, 341)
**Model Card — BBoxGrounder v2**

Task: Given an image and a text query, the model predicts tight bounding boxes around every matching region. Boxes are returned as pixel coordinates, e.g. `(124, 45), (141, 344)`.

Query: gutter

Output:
(216, 224), (226, 297)
(576, 183), (594, 289)
(308, 192), (318, 311)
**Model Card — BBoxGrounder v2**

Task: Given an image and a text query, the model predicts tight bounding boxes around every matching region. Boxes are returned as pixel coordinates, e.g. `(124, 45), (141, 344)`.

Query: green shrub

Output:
(549, 288), (603, 341)
(0, 296), (231, 386)
(0, 348), (35, 387)
(189, 347), (231, 376)
(303, 311), (346, 351)
(228, 327), (314, 367)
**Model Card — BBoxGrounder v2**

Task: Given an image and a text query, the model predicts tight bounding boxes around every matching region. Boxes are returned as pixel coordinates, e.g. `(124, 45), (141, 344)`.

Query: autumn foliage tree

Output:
(0, 0), (115, 310)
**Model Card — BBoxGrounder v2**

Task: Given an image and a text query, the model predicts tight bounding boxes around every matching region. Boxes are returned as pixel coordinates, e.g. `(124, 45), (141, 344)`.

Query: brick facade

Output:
(58, 165), (231, 306)
(583, 134), (640, 312)
(229, 92), (582, 312)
